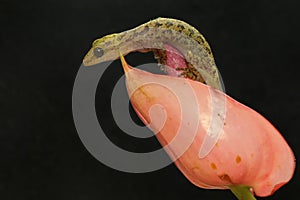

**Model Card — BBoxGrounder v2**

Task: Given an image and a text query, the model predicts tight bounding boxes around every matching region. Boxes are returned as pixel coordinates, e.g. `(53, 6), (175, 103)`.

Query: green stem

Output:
(229, 185), (257, 200)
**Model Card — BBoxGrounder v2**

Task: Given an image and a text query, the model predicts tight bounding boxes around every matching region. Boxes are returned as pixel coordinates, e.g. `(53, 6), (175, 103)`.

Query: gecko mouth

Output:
(152, 44), (206, 83)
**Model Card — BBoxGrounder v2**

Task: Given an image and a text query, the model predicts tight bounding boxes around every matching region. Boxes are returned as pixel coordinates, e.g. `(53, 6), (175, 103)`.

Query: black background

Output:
(1, 0), (299, 199)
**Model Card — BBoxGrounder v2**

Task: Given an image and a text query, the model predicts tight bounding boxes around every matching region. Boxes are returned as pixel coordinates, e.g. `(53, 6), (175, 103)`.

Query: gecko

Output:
(83, 17), (224, 91)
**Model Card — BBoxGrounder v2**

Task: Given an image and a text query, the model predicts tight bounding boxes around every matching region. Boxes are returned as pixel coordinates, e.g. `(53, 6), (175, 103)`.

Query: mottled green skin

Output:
(83, 17), (224, 91)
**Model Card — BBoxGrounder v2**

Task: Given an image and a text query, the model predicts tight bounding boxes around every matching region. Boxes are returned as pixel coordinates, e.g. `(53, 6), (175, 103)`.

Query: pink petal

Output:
(121, 55), (295, 197)
(165, 44), (188, 77)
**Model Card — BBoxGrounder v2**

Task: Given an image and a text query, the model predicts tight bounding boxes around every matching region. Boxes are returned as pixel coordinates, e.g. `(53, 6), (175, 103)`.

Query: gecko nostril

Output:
(93, 47), (104, 57)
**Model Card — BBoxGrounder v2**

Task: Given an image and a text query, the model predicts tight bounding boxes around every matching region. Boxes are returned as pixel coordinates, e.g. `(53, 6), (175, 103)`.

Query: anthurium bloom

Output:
(120, 54), (295, 198)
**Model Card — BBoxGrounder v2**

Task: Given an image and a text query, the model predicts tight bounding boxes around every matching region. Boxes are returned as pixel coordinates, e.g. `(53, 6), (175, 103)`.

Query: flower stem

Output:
(229, 186), (257, 200)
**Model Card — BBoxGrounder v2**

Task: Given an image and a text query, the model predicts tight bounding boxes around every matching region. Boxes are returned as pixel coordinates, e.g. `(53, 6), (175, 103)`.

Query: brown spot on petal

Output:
(218, 174), (232, 183)
(210, 163), (217, 170)
(235, 155), (242, 164)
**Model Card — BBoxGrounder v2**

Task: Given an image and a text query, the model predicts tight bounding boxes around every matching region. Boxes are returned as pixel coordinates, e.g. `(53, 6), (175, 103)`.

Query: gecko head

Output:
(83, 34), (119, 66)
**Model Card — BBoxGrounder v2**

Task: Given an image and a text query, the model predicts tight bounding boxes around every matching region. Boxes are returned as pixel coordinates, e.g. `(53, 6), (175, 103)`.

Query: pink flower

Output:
(120, 54), (295, 198)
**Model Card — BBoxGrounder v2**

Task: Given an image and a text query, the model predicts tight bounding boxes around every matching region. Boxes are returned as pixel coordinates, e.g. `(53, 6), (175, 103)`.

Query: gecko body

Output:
(83, 17), (224, 91)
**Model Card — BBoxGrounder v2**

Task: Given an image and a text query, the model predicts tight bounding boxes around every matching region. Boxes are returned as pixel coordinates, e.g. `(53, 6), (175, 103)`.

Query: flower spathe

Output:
(120, 55), (295, 197)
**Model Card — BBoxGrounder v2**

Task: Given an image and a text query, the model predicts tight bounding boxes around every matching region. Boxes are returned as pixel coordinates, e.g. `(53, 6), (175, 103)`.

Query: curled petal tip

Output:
(120, 53), (131, 73)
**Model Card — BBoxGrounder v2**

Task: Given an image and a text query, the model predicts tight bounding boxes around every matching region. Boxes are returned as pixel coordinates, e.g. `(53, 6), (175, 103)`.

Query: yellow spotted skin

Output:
(83, 17), (224, 91)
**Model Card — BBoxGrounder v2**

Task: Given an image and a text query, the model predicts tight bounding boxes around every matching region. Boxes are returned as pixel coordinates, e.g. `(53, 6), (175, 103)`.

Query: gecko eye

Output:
(93, 47), (104, 58)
